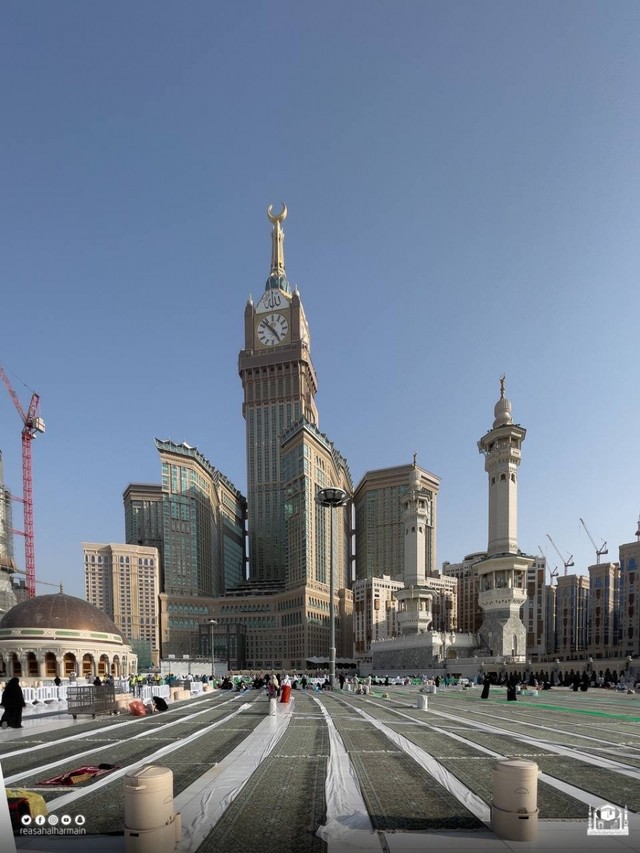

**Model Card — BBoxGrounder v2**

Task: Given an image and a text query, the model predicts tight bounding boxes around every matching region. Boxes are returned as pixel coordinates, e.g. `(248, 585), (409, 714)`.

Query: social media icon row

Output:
(21, 814), (85, 826)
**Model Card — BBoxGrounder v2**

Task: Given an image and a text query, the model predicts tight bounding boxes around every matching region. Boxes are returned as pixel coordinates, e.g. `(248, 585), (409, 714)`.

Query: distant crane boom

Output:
(12, 569), (62, 592)
(0, 364), (45, 598)
(579, 517), (608, 565)
(546, 533), (574, 576)
(538, 545), (559, 584)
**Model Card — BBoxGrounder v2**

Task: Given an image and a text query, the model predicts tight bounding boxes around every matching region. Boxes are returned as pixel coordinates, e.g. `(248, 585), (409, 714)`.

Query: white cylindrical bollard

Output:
(416, 694), (428, 710)
(491, 759), (539, 842)
(269, 697), (277, 716)
(124, 765), (178, 853)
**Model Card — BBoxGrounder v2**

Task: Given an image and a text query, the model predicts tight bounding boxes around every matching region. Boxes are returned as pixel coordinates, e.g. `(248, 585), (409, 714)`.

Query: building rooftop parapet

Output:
(281, 418), (353, 490)
(154, 438), (245, 501)
(474, 550), (534, 565)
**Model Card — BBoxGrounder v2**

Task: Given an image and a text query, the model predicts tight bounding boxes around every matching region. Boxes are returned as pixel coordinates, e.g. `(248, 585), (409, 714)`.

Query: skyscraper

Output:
(152, 440), (246, 597)
(124, 443), (246, 657)
(225, 206), (353, 668)
(354, 462), (439, 582)
(239, 204), (318, 584)
(84, 542), (160, 666)
(123, 483), (163, 581)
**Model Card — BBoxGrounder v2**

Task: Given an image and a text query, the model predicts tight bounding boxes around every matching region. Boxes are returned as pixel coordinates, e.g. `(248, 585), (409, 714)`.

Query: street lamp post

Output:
(316, 486), (349, 690)
(209, 619), (217, 679)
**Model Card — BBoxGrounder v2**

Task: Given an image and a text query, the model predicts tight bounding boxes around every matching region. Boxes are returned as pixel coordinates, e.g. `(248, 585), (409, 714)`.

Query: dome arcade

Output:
(0, 592), (136, 681)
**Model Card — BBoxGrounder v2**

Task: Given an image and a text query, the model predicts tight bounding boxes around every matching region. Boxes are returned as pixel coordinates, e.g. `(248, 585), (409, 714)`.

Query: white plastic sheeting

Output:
(175, 698), (294, 852)
(424, 704), (640, 782)
(312, 696), (376, 852)
(46, 702), (253, 812)
(4, 694), (241, 787)
(350, 702), (491, 823)
(367, 695), (640, 805)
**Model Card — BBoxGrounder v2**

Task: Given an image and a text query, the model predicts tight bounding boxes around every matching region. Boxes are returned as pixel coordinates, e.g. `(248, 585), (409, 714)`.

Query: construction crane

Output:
(579, 517), (608, 565)
(12, 569), (62, 592)
(538, 545), (559, 584)
(0, 365), (45, 598)
(14, 569), (63, 592)
(546, 533), (574, 576)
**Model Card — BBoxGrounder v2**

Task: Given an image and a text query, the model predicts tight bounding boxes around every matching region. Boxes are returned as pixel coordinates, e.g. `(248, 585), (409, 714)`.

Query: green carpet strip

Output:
(198, 694), (328, 853)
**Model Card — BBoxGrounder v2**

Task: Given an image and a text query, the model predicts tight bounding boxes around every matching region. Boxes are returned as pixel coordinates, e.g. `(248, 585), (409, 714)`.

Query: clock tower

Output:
(239, 205), (318, 583)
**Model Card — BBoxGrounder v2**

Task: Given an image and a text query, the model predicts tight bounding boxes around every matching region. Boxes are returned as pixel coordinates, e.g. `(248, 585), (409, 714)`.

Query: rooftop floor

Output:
(3, 684), (639, 853)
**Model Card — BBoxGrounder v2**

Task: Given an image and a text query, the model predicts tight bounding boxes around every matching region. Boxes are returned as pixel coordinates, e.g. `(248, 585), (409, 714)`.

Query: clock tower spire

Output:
(266, 203), (290, 293)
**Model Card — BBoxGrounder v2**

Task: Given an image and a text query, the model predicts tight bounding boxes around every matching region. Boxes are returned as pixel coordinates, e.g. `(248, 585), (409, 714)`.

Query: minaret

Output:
(402, 454), (432, 587)
(475, 378), (531, 657)
(395, 456), (433, 635)
(239, 205), (319, 583)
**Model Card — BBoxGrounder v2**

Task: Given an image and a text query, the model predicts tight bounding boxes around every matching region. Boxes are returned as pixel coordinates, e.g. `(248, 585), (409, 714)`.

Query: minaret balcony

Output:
(478, 587), (527, 610)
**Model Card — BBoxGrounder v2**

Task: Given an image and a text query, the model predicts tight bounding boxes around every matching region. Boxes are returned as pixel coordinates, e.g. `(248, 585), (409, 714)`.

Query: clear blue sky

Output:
(1, 3), (639, 597)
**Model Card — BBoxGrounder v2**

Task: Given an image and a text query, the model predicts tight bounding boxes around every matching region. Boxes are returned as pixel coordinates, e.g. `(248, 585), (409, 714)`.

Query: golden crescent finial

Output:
(267, 202), (287, 224)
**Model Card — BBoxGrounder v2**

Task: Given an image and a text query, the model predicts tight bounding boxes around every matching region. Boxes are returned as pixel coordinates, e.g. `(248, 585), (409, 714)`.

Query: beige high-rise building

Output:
(522, 556), (550, 659)
(83, 542), (160, 665)
(442, 553), (485, 633)
(587, 561), (620, 657)
(619, 524), (640, 656)
(554, 574), (590, 658)
(353, 575), (404, 663)
(354, 463), (439, 582)
(424, 574), (458, 632)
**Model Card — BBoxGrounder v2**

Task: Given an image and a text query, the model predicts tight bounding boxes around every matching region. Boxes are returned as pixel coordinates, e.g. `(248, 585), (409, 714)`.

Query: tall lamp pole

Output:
(316, 486), (349, 690)
(209, 619), (217, 679)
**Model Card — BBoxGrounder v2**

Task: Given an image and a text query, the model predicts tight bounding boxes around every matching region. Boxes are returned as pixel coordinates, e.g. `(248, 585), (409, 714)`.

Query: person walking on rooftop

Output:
(1, 677), (26, 729)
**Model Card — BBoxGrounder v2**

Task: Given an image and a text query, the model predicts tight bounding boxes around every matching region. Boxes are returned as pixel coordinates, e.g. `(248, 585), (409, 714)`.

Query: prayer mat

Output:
(37, 763), (119, 786)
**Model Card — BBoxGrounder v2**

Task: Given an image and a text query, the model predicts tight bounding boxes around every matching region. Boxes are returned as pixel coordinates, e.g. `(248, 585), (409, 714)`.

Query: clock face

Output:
(257, 312), (289, 346)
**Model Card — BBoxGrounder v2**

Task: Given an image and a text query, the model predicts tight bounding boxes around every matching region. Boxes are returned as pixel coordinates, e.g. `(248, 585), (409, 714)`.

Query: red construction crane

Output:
(0, 365), (45, 597)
